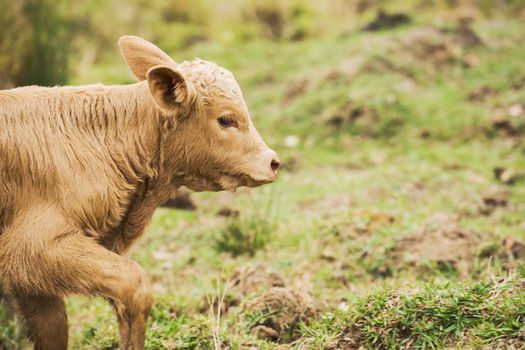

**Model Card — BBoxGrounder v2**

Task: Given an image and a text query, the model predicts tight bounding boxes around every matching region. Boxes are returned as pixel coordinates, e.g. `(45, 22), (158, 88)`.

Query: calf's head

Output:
(119, 36), (280, 192)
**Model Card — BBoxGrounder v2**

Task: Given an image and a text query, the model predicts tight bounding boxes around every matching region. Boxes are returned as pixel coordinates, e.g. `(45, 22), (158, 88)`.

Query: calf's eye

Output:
(217, 116), (238, 128)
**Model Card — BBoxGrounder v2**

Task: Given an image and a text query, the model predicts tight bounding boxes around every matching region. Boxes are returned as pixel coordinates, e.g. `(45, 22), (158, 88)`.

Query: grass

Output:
(304, 273), (525, 349)
(2, 6), (525, 350)
(214, 216), (275, 257)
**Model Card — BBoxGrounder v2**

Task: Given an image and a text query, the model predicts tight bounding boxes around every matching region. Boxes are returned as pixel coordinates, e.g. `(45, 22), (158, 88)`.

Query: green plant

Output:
(215, 215), (275, 257)
(0, 0), (74, 87)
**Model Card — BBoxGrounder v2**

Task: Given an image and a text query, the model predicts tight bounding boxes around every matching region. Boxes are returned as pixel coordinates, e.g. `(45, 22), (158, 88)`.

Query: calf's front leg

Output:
(57, 235), (154, 350)
(6, 232), (152, 350)
(104, 259), (154, 349)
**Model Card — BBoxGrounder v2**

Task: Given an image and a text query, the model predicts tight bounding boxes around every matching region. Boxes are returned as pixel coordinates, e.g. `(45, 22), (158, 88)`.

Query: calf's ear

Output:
(119, 35), (176, 81)
(146, 65), (195, 113)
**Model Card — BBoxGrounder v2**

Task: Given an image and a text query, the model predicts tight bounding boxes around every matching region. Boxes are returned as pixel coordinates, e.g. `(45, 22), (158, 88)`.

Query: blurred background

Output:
(1, 0), (524, 87)
(1, 1), (525, 349)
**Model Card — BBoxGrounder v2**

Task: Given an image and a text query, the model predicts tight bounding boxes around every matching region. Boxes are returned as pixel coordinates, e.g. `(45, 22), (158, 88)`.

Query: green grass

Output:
(302, 273), (525, 349)
(2, 7), (525, 350)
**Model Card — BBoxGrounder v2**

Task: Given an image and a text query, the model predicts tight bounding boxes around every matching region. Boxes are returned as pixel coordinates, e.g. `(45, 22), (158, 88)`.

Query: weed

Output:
(214, 190), (279, 257)
(214, 216), (275, 257)
(323, 275), (525, 349)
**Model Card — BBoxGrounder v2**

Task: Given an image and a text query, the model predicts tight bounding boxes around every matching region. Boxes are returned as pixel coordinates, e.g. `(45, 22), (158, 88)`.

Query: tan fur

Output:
(0, 36), (279, 349)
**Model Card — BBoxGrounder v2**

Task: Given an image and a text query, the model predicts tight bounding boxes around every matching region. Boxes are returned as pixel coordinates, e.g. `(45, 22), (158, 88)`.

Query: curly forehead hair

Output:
(178, 59), (243, 106)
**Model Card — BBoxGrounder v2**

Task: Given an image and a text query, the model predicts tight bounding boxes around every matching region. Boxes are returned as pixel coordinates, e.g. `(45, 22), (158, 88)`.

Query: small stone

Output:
(217, 207), (239, 217)
(462, 53), (480, 68)
(284, 135), (300, 148)
(252, 325), (279, 340)
(500, 168), (518, 184)
(508, 104), (524, 118)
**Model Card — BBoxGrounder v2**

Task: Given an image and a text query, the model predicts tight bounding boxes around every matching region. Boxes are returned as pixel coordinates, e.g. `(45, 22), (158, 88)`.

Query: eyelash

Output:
(217, 116), (239, 128)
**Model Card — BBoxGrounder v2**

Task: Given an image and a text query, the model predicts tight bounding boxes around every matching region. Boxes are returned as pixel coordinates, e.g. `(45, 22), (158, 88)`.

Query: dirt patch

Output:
(401, 26), (447, 47)
(251, 5), (285, 40)
(198, 266), (285, 315)
(479, 236), (525, 273)
(401, 27), (460, 68)
(244, 287), (318, 341)
(323, 56), (365, 82)
(501, 236), (525, 262)
(283, 77), (310, 105)
(324, 100), (379, 132)
(353, 209), (395, 235)
(160, 187), (196, 210)
(364, 55), (416, 81)
(399, 23), (482, 72)
(390, 213), (480, 276)
(489, 103), (525, 146)
(217, 207), (240, 218)
(315, 209), (396, 281)
(452, 19), (483, 47)
(363, 10), (411, 31)
(229, 265), (285, 296)
(468, 85), (496, 102)
(299, 194), (353, 217)
(511, 77), (525, 91)
(479, 190), (509, 215)
(502, 236), (525, 259)
(403, 22), (483, 51)
(325, 326), (363, 350)
(280, 155), (301, 172)
(354, 23), (483, 80)
(481, 236), (525, 270)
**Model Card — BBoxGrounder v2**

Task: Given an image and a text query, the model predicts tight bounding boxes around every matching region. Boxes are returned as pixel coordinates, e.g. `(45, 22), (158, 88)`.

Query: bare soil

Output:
(390, 213), (480, 276)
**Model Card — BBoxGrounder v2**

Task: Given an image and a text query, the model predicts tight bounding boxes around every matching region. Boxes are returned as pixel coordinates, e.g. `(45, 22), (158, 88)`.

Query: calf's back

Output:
(0, 82), (163, 245)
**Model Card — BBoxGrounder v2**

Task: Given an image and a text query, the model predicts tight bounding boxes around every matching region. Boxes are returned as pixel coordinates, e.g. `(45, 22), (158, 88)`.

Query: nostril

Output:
(271, 159), (281, 172)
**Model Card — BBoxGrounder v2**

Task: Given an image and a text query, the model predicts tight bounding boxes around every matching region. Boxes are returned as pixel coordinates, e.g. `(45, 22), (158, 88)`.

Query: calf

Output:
(0, 36), (279, 350)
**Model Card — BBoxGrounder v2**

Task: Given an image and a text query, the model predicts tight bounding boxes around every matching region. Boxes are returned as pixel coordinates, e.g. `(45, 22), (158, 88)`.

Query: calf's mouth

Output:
(218, 171), (276, 191)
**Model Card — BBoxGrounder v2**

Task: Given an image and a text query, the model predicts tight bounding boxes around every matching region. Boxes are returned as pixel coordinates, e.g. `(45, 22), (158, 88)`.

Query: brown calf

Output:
(0, 36), (279, 349)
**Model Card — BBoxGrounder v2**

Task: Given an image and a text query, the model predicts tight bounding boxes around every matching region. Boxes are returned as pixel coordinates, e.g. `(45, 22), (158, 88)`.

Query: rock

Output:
(283, 135), (300, 148)
(363, 10), (411, 31)
(493, 167), (518, 185)
(252, 325), (279, 341)
(508, 103), (524, 118)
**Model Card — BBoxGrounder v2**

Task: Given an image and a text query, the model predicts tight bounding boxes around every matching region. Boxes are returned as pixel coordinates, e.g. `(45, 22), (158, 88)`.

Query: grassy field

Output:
(1, 8), (525, 350)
